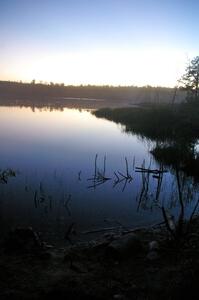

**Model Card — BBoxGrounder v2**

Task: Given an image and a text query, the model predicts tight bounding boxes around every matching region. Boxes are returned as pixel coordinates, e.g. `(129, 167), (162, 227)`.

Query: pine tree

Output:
(181, 56), (199, 101)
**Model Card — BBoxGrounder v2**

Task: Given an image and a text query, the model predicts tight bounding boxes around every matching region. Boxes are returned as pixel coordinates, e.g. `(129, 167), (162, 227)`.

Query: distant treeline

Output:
(0, 80), (185, 108)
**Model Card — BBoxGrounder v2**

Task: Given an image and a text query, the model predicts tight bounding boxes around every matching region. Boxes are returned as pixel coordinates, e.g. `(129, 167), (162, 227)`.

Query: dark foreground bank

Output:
(1, 219), (199, 300)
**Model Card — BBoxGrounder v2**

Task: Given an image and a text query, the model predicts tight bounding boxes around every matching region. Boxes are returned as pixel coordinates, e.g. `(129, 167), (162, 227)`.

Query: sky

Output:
(0, 0), (199, 87)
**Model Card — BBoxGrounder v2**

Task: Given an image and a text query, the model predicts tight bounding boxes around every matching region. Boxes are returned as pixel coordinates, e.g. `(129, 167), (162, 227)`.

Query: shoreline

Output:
(1, 218), (199, 300)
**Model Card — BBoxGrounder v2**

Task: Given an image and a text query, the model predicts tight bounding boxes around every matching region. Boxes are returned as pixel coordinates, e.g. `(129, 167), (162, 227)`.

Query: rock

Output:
(126, 284), (139, 298)
(42, 242), (54, 249)
(107, 233), (143, 258)
(103, 232), (118, 241)
(149, 241), (159, 251)
(4, 226), (43, 254)
(131, 284), (137, 290)
(147, 241), (159, 260)
(147, 250), (159, 260)
(113, 294), (126, 300)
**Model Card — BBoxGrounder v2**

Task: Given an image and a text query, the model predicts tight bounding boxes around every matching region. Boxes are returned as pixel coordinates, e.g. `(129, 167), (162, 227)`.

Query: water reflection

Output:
(0, 106), (199, 244)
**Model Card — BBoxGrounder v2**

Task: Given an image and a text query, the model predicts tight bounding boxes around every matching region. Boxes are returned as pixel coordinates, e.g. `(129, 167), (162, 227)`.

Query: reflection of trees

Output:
(94, 105), (199, 181)
(151, 138), (199, 181)
(136, 163), (199, 240)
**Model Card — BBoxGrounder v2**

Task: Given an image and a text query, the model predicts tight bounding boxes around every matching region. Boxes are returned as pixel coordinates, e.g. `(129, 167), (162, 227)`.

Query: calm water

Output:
(0, 106), (196, 244)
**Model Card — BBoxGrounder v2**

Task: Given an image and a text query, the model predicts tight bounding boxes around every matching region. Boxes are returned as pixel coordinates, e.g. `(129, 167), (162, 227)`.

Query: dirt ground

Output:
(1, 221), (199, 300)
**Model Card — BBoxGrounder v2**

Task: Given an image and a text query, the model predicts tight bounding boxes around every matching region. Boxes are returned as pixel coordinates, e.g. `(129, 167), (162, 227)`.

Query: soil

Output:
(1, 221), (199, 300)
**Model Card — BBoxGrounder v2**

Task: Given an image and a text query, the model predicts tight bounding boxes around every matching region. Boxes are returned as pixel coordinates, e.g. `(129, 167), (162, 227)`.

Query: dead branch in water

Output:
(82, 221), (165, 235)
(113, 157), (133, 191)
(87, 154), (111, 189)
(135, 167), (167, 174)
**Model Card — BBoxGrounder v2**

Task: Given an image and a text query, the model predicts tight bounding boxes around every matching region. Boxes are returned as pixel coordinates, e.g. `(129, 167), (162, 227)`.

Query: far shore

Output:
(0, 80), (186, 109)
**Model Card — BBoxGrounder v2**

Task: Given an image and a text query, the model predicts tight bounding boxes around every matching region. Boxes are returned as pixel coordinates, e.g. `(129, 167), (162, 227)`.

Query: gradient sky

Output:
(0, 0), (199, 86)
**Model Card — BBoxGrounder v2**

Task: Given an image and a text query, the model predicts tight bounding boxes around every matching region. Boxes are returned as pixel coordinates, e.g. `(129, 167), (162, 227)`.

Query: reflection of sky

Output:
(0, 107), (150, 170)
(0, 106), (197, 243)
(1, 0), (199, 86)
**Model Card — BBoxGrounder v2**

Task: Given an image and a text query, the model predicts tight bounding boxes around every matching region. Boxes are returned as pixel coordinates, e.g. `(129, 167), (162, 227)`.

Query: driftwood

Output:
(135, 167), (167, 174)
(82, 221), (165, 235)
(82, 226), (122, 234)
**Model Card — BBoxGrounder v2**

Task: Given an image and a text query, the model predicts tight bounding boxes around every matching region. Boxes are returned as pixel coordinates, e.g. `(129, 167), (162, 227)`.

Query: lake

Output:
(0, 106), (197, 244)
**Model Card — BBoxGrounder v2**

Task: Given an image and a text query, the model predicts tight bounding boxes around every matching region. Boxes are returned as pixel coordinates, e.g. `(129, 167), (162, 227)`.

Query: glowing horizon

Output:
(1, 48), (191, 88)
(1, 1), (199, 87)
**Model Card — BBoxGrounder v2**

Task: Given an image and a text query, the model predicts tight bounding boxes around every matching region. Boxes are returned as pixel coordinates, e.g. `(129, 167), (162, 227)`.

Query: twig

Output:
(34, 191), (38, 208)
(189, 198), (199, 222)
(78, 171), (82, 181)
(125, 157), (129, 177)
(82, 226), (122, 234)
(161, 206), (176, 238)
(103, 155), (106, 177)
(94, 154), (98, 179)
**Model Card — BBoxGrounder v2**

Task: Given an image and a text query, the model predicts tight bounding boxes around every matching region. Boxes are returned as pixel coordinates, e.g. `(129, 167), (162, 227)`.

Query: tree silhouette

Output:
(181, 56), (199, 101)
